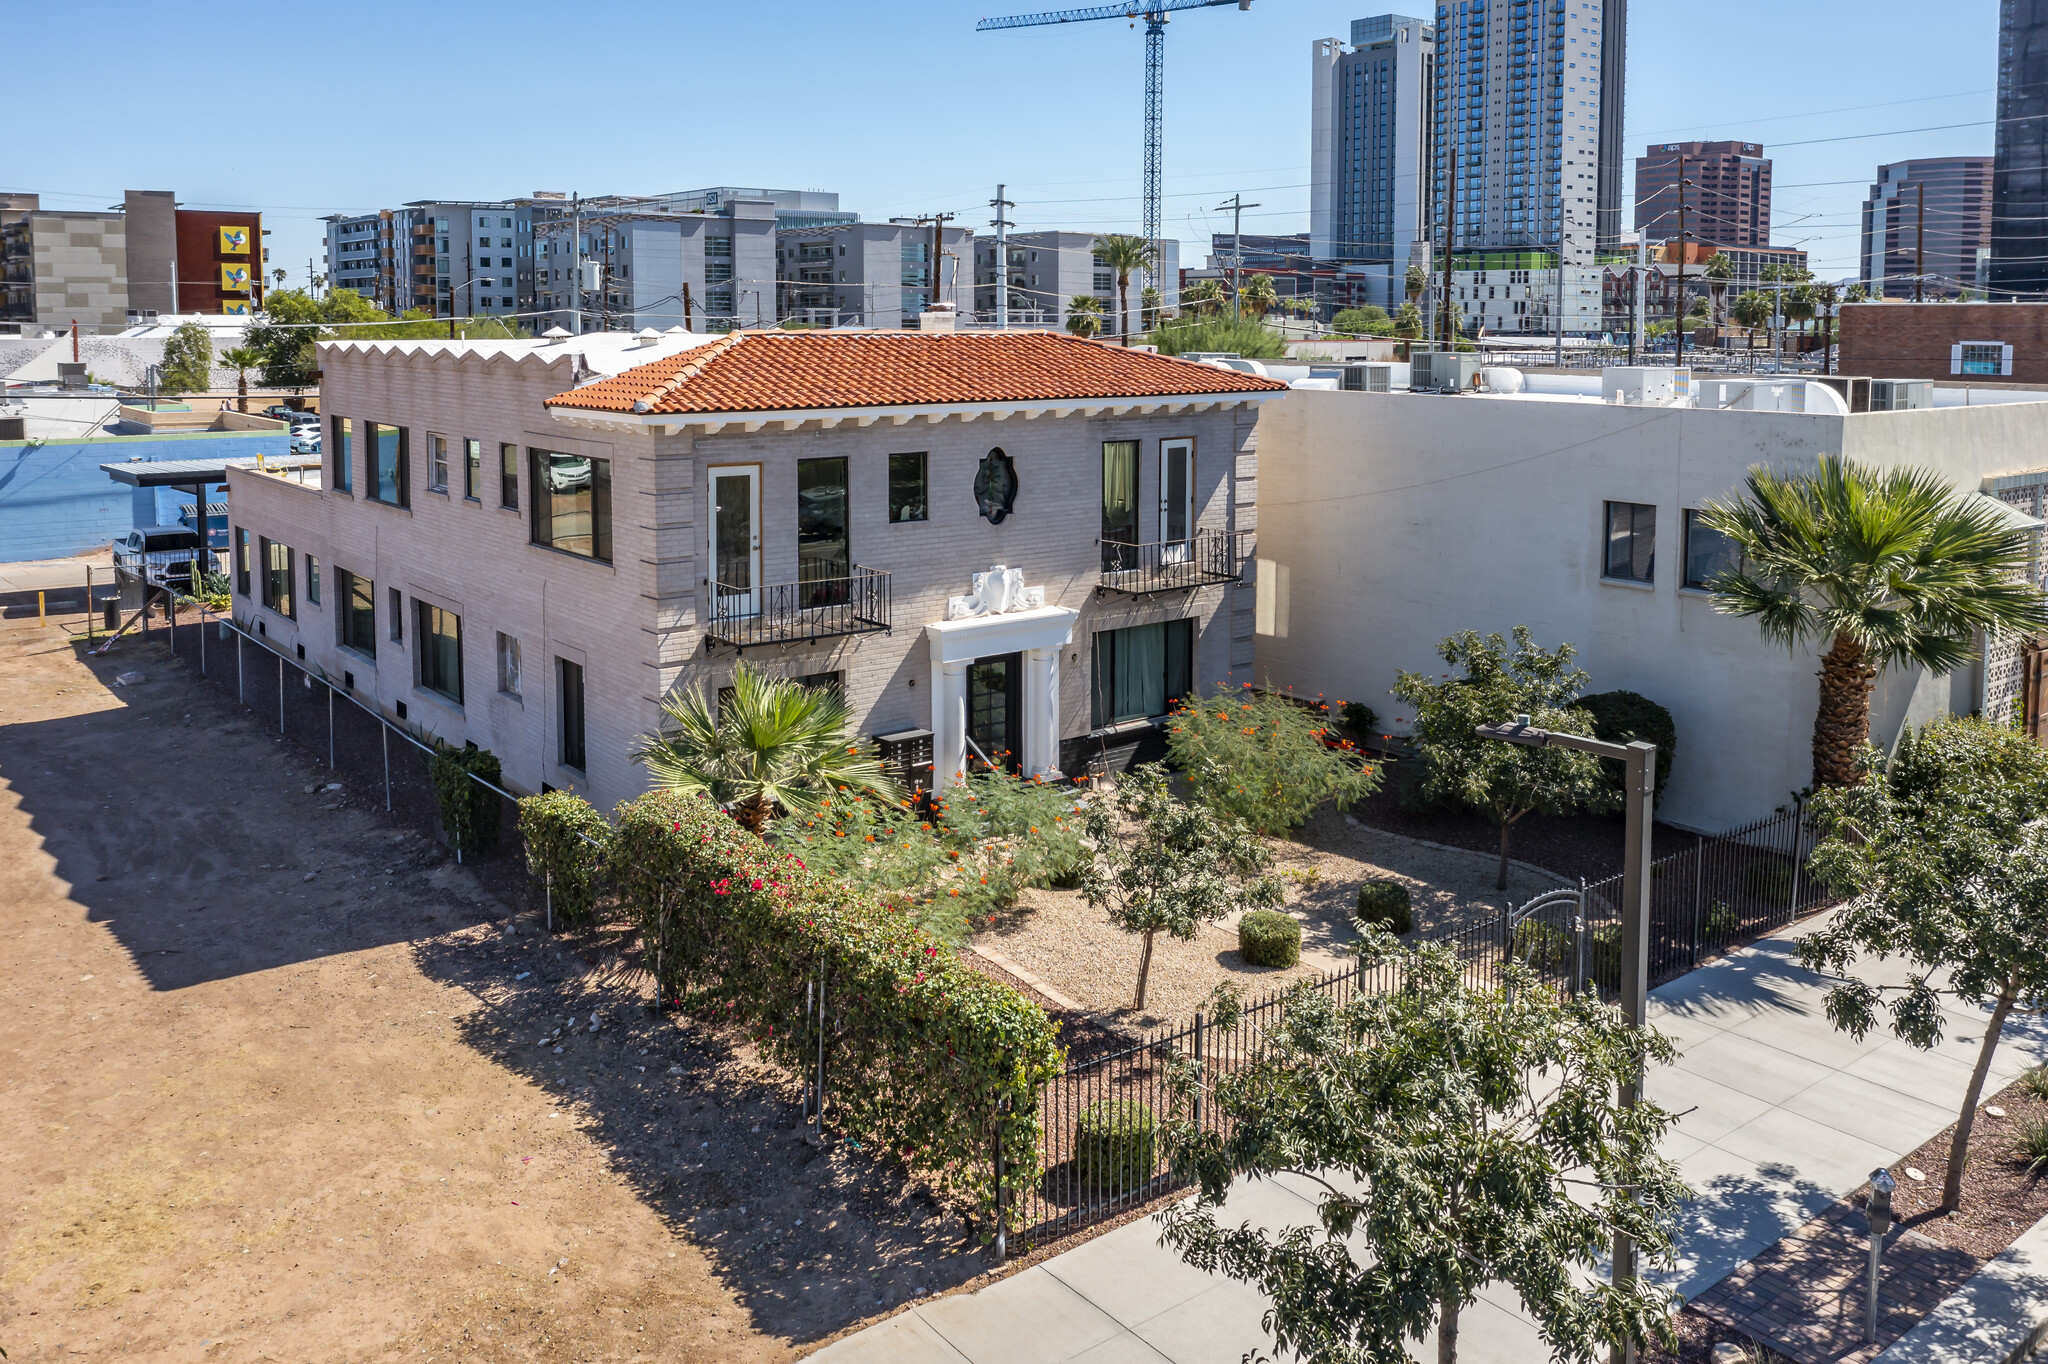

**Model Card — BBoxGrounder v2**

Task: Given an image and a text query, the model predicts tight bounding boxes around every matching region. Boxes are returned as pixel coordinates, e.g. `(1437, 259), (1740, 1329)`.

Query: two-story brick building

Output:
(224, 328), (1287, 809)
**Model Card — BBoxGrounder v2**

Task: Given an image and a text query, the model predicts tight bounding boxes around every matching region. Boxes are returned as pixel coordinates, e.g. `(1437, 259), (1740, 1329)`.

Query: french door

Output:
(1158, 438), (1194, 558)
(967, 653), (1022, 773)
(708, 465), (760, 617)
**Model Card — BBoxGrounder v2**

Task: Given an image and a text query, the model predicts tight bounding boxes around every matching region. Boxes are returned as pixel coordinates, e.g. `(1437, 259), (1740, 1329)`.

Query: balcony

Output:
(1097, 529), (1249, 596)
(703, 567), (892, 651)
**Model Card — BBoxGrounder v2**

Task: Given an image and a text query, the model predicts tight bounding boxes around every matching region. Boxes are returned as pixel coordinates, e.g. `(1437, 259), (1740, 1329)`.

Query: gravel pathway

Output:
(969, 803), (1566, 1030)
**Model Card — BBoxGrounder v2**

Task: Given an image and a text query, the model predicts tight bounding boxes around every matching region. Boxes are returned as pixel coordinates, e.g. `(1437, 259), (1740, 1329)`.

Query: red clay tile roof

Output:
(544, 329), (1290, 416)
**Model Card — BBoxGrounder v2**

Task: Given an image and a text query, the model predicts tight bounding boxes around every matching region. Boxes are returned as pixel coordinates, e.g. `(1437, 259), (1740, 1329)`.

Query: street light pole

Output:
(1476, 718), (1656, 1364)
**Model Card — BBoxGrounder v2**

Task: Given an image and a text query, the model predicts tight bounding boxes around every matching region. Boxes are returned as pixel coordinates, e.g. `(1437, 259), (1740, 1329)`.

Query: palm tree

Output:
(1064, 295), (1105, 338)
(1239, 272), (1277, 321)
(1092, 233), (1156, 345)
(1140, 285), (1162, 331)
(1810, 280), (1842, 374)
(1783, 283), (1816, 352)
(221, 346), (261, 413)
(1183, 278), (1225, 317)
(632, 663), (900, 835)
(1701, 457), (2048, 788)
(1404, 264), (1429, 306)
(1392, 302), (1423, 338)
(1703, 252), (1734, 332)
(1729, 289), (1772, 347)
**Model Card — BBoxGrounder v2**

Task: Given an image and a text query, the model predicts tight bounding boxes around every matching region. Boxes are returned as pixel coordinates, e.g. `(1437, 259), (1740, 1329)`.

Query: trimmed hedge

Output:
(1356, 879), (1413, 935)
(1239, 909), (1302, 968)
(518, 791), (614, 927)
(1575, 690), (1677, 808)
(603, 788), (1064, 1234)
(428, 743), (503, 858)
(1074, 1099), (1157, 1193)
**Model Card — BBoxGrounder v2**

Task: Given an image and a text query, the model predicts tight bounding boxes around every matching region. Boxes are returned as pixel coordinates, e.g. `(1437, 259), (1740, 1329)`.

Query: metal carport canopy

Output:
(99, 454), (321, 487)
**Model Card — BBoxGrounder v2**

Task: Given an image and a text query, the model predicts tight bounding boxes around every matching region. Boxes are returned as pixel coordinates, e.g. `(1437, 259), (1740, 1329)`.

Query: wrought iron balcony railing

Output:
(704, 566), (892, 651)
(1097, 528), (1250, 595)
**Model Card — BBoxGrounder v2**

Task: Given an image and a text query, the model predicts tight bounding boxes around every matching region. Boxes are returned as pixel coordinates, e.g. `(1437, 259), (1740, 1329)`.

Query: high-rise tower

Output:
(1992, 0), (2048, 297)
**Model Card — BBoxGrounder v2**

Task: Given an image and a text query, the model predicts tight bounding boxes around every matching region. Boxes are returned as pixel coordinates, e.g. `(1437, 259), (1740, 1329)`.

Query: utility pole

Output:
(570, 192), (583, 335)
(990, 185), (1015, 329)
(1632, 233), (1647, 366)
(1915, 181), (1926, 304)
(1439, 145), (1457, 347)
(683, 282), (694, 333)
(919, 212), (956, 313)
(1216, 194), (1259, 320)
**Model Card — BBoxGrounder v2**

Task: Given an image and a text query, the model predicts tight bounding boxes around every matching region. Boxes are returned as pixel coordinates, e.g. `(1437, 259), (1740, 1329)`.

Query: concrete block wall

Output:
(0, 428), (283, 561)
(229, 340), (1268, 810)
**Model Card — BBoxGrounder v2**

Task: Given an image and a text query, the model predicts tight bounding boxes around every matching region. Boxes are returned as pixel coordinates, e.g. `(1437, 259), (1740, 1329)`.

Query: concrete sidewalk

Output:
(806, 919), (2048, 1364)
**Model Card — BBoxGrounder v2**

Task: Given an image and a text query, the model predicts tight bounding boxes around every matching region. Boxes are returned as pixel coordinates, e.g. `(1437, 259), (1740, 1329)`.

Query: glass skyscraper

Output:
(1992, 0), (2048, 298)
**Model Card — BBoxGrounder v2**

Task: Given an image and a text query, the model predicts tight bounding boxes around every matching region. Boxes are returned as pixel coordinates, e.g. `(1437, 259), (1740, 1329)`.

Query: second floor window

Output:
(889, 452), (928, 523)
(368, 422), (408, 506)
(499, 442), (518, 509)
(427, 433), (450, 491)
(331, 416), (353, 493)
(464, 438), (482, 500)
(530, 449), (612, 561)
(1102, 440), (1140, 566)
(1683, 509), (1744, 589)
(1604, 500), (1656, 583)
(797, 456), (849, 581)
(260, 536), (295, 618)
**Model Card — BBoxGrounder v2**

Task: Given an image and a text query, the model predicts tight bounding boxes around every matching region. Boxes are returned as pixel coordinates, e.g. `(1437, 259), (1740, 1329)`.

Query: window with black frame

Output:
(1603, 500), (1656, 583)
(558, 658), (586, 771)
(463, 438), (483, 500)
(259, 536), (295, 618)
(1102, 440), (1139, 570)
(234, 527), (251, 596)
(331, 416), (353, 493)
(367, 422), (408, 506)
(1683, 509), (1745, 589)
(415, 601), (462, 704)
(337, 569), (376, 655)
(529, 449), (612, 560)
(798, 457), (849, 603)
(1091, 618), (1193, 727)
(888, 452), (927, 523)
(499, 442), (518, 509)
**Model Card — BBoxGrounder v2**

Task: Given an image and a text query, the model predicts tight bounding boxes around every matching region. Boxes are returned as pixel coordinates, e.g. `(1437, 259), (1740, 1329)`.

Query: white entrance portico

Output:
(926, 566), (1077, 792)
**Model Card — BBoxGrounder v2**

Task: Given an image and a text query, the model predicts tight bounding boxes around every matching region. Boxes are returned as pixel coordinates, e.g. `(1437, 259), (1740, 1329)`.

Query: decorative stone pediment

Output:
(946, 564), (1045, 620)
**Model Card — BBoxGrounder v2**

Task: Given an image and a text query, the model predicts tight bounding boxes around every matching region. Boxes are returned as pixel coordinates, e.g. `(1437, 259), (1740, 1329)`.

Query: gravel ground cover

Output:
(970, 800), (1565, 1029)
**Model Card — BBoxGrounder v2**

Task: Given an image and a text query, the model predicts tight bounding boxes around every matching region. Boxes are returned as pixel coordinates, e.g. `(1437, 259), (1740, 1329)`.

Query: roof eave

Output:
(544, 391), (1286, 435)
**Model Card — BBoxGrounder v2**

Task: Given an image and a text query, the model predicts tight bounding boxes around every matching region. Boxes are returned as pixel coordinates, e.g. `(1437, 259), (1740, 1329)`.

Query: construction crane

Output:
(976, 0), (1252, 291)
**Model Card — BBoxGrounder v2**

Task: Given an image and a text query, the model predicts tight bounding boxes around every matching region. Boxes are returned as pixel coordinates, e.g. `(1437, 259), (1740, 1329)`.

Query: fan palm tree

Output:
(1729, 289), (1772, 346)
(1703, 252), (1734, 330)
(1092, 234), (1156, 344)
(1404, 263), (1429, 305)
(1064, 295), (1105, 338)
(1700, 457), (2048, 788)
(221, 346), (262, 413)
(1139, 285), (1163, 331)
(632, 664), (900, 834)
(1239, 272), (1277, 321)
(1392, 302), (1424, 338)
(1810, 280), (1842, 374)
(1183, 278), (1225, 317)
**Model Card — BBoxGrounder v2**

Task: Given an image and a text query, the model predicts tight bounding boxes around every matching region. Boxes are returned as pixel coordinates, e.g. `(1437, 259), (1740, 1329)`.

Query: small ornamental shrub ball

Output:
(1074, 1099), (1158, 1193)
(1355, 879), (1412, 935)
(1238, 908), (1302, 968)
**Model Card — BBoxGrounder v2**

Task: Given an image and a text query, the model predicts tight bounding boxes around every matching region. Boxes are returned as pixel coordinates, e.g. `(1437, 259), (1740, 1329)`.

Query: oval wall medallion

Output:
(974, 448), (1018, 524)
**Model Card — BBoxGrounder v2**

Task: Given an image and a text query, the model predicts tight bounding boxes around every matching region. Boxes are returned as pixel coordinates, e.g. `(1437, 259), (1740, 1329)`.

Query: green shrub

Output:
(1511, 919), (1573, 973)
(1338, 701), (1379, 747)
(1588, 922), (1622, 994)
(1573, 690), (1677, 807)
(2014, 1116), (2048, 1176)
(428, 742), (503, 858)
(1142, 315), (1288, 359)
(519, 790), (614, 927)
(1239, 909), (1302, 967)
(1074, 1100), (1158, 1193)
(1356, 879), (1412, 935)
(1747, 858), (1796, 906)
(2022, 1064), (2048, 1103)
(1167, 687), (1382, 835)
(1331, 306), (1394, 336)
(606, 788), (1063, 1235)
(1704, 900), (1739, 940)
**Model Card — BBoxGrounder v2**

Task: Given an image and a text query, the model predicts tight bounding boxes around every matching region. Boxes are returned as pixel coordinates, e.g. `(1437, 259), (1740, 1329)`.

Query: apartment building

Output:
(2, 190), (264, 330)
(1309, 14), (1436, 306)
(1448, 250), (1602, 334)
(1860, 157), (1993, 300)
(530, 197), (783, 333)
(322, 201), (533, 318)
(223, 330), (1285, 808)
(639, 187), (858, 232)
(1253, 374), (2048, 831)
(1634, 141), (1772, 250)
(969, 231), (1179, 334)
(780, 222), (976, 329)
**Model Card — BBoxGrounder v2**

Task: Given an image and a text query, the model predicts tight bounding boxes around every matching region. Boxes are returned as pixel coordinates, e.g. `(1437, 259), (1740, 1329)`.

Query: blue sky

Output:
(3, 1), (2002, 291)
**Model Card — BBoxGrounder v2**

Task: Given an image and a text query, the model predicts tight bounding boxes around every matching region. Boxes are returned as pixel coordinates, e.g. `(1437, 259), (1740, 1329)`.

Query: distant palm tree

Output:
(1183, 278), (1225, 317)
(1392, 302), (1423, 338)
(221, 346), (261, 413)
(632, 664), (899, 835)
(1701, 457), (2048, 788)
(1140, 285), (1162, 331)
(1239, 272), (1277, 320)
(1729, 289), (1772, 341)
(1092, 234), (1156, 345)
(1811, 280), (1843, 373)
(1703, 252), (1734, 330)
(1404, 264), (1429, 305)
(1065, 295), (1105, 338)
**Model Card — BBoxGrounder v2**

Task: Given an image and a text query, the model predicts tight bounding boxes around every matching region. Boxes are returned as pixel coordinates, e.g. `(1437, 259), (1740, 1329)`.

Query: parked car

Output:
(291, 431), (321, 455)
(113, 524), (208, 591)
(263, 404), (297, 421)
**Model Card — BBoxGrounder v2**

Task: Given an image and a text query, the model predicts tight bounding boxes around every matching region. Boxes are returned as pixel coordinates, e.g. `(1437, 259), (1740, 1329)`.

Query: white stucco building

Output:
(223, 328), (1285, 810)
(1251, 373), (2048, 832)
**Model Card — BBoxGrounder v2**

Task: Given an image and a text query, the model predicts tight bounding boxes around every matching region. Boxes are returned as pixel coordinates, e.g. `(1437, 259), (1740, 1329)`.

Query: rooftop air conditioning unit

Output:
(1813, 374), (1872, 413)
(1341, 362), (1393, 392)
(1411, 349), (1478, 393)
(1869, 378), (1933, 411)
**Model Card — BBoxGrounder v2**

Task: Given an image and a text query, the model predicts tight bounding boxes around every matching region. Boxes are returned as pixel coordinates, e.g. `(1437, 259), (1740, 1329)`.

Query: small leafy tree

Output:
(428, 741), (503, 858)
(1079, 762), (1283, 1010)
(1166, 686), (1381, 835)
(1332, 305), (1394, 336)
(1065, 294), (1105, 338)
(158, 321), (213, 394)
(631, 663), (898, 834)
(1392, 628), (1611, 890)
(1799, 716), (2048, 1213)
(1160, 930), (1689, 1364)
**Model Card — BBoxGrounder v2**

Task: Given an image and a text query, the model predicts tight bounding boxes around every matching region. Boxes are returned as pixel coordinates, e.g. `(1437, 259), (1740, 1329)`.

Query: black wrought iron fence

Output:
(1096, 528), (1250, 594)
(702, 567), (891, 650)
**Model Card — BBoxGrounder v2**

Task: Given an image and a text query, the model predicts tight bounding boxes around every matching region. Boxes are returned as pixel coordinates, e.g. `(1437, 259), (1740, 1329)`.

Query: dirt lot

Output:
(0, 622), (996, 1363)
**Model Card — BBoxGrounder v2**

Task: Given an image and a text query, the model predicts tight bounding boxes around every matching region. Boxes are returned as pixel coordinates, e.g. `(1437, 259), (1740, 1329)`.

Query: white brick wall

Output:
(229, 343), (1267, 810)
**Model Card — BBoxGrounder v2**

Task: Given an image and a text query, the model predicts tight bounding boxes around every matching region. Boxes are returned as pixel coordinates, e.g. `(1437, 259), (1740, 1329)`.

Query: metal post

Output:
(1611, 739), (1657, 1364)
(237, 630), (243, 702)
(86, 567), (94, 643)
(166, 590), (173, 654)
(278, 654), (285, 733)
(993, 1109), (1008, 1266)
(327, 685), (335, 770)
(1866, 1168), (1895, 1342)
(1787, 795), (1806, 917)
(1573, 880), (1587, 997)
(37, 590), (45, 624)
(382, 721), (391, 811)
(1692, 833), (1705, 965)
(199, 602), (205, 674)
(1192, 1011), (1206, 1134)
(545, 869), (554, 934)
(991, 185), (1013, 329)
(814, 966), (827, 1141)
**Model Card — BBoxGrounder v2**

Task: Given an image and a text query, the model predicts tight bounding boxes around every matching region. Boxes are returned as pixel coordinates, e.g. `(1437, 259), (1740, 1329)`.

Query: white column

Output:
(932, 659), (969, 794)
(1024, 645), (1063, 779)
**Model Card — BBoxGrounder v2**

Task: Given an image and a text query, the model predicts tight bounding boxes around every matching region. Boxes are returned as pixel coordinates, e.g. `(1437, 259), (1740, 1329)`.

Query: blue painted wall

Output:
(0, 429), (287, 563)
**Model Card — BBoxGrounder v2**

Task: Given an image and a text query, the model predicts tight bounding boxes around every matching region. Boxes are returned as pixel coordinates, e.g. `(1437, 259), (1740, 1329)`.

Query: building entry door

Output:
(966, 652), (1022, 773)
(708, 465), (760, 617)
